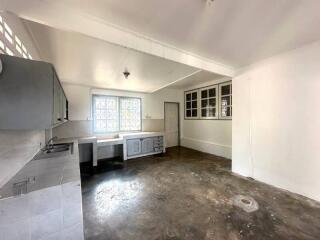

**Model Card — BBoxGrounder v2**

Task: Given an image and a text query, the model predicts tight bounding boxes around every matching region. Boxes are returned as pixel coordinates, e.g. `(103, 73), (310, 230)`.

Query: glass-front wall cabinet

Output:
(184, 81), (232, 120)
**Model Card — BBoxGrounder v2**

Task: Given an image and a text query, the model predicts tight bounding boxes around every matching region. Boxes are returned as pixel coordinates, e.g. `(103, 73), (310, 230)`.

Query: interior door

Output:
(164, 102), (179, 147)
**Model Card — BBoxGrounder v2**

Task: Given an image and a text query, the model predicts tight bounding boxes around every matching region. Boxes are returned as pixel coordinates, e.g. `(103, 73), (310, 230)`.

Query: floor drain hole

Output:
(232, 195), (259, 213)
(241, 199), (251, 205)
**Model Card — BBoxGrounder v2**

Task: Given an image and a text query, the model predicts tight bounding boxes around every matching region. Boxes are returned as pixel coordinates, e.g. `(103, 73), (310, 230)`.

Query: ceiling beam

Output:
(0, 0), (235, 77)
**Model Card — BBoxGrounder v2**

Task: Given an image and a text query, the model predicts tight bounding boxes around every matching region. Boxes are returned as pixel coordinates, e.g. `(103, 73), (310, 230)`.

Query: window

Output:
(185, 90), (198, 119)
(93, 95), (141, 133)
(120, 98), (141, 131)
(200, 85), (218, 119)
(184, 80), (232, 120)
(219, 82), (232, 119)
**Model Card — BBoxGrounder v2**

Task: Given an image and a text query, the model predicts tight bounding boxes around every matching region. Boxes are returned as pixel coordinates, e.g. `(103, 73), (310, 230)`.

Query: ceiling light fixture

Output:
(123, 69), (130, 79)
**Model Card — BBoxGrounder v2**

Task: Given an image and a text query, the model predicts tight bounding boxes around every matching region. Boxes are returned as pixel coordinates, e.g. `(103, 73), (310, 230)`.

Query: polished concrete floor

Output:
(81, 147), (320, 240)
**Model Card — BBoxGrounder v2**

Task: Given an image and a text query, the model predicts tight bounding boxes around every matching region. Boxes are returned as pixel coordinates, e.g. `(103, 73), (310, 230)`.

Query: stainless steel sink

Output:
(33, 143), (73, 160)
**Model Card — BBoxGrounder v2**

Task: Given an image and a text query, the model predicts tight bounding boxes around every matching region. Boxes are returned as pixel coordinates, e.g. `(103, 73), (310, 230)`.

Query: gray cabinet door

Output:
(0, 55), (53, 129)
(141, 138), (154, 154)
(127, 139), (141, 156)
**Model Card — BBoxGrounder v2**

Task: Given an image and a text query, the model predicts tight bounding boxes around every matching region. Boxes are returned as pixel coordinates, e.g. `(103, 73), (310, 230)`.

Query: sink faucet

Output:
(45, 136), (58, 149)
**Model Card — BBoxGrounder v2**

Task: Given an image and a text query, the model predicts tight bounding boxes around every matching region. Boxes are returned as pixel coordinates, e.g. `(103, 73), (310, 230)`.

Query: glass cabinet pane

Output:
(221, 85), (231, 95)
(208, 108), (216, 117)
(186, 101), (191, 109)
(201, 108), (207, 117)
(208, 88), (216, 97)
(221, 96), (231, 106)
(221, 106), (231, 117)
(208, 98), (216, 107)
(201, 99), (208, 108)
(192, 109), (197, 117)
(201, 90), (208, 98)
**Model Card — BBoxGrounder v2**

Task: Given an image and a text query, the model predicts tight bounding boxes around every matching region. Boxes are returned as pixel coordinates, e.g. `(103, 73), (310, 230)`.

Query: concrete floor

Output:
(81, 147), (320, 240)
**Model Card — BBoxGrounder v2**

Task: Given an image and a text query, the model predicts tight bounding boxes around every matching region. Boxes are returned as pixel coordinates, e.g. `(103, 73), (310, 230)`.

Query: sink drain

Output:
(231, 195), (259, 213)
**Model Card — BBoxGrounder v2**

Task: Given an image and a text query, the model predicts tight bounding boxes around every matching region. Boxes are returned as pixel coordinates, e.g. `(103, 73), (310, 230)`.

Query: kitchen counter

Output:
(0, 139), (80, 199)
(0, 145), (40, 190)
(0, 138), (84, 240)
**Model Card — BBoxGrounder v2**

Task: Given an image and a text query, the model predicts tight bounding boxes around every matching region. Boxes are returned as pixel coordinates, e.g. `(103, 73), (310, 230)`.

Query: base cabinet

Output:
(127, 139), (142, 157)
(125, 136), (165, 159)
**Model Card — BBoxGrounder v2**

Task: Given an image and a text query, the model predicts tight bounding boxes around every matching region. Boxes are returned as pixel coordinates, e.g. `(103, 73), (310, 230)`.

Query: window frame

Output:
(218, 81), (232, 120)
(92, 94), (142, 134)
(199, 85), (219, 120)
(184, 89), (199, 119)
(184, 80), (232, 120)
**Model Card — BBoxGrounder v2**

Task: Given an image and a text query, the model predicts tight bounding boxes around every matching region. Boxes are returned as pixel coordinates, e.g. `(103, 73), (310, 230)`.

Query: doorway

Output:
(164, 102), (180, 147)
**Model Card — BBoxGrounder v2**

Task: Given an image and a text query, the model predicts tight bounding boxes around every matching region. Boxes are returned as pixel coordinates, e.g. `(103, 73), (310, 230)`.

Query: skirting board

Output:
(181, 137), (232, 159)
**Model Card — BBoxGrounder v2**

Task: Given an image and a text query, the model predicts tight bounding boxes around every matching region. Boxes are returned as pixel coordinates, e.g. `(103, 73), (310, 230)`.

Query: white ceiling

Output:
(24, 20), (216, 92)
(11, 0), (320, 68)
(169, 71), (223, 89)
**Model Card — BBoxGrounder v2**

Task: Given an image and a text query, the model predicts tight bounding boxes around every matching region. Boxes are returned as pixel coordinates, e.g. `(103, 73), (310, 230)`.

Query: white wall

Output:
(233, 40), (320, 201)
(180, 78), (232, 159)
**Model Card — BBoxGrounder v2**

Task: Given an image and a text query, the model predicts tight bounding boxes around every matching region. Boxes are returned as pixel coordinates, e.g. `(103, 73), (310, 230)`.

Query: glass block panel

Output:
(93, 96), (119, 132)
(186, 101), (191, 109)
(221, 96), (231, 106)
(208, 98), (216, 107)
(192, 92), (197, 100)
(120, 98), (141, 131)
(221, 85), (231, 95)
(201, 90), (207, 98)
(186, 93), (191, 101)
(208, 88), (216, 97)
(201, 99), (208, 108)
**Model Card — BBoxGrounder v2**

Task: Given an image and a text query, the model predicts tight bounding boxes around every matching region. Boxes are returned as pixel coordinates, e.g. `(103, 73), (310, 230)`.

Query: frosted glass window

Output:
(93, 96), (119, 133)
(120, 98), (141, 131)
(93, 95), (141, 133)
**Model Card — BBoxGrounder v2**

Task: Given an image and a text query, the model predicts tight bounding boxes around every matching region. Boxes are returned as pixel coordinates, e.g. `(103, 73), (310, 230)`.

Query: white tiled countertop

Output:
(0, 138), (84, 240)
(0, 145), (40, 189)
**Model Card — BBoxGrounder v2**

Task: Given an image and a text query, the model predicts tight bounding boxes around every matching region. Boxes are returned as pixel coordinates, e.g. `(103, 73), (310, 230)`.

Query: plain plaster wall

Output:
(232, 40), (320, 201)
(180, 78), (232, 159)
